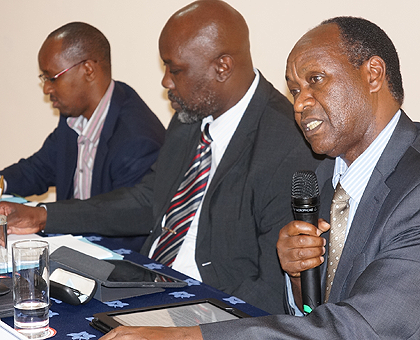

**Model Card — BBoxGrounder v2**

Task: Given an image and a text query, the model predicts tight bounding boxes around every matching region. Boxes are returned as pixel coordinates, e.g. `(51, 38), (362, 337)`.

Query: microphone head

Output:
(292, 170), (319, 199)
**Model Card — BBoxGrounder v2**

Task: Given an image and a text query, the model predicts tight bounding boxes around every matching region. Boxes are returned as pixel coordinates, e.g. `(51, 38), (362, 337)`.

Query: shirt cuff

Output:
(35, 203), (47, 233)
(286, 273), (304, 317)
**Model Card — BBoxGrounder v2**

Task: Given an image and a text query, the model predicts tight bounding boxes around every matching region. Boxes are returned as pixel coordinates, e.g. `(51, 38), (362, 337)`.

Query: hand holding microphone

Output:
(291, 170), (322, 313)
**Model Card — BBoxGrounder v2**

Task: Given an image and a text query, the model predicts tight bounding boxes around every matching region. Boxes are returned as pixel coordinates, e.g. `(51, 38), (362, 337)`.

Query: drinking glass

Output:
(12, 240), (49, 339)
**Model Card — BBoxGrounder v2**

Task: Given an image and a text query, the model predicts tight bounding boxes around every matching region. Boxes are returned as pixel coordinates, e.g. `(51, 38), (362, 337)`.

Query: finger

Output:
(278, 232), (326, 253)
(286, 241), (326, 261)
(0, 202), (14, 216)
(8, 226), (41, 235)
(278, 232), (326, 276)
(282, 251), (326, 276)
(279, 242), (325, 265)
(299, 254), (325, 272)
(279, 221), (321, 240)
(317, 219), (331, 234)
(99, 328), (118, 340)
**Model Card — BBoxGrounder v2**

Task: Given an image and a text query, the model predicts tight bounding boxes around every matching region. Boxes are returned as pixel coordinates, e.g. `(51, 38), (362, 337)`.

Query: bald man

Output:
(0, 1), (320, 314)
(0, 22), (165, 201)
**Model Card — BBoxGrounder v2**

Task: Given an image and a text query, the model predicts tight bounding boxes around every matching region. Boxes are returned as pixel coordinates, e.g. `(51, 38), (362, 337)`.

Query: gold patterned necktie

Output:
(324, 182), (350, 302)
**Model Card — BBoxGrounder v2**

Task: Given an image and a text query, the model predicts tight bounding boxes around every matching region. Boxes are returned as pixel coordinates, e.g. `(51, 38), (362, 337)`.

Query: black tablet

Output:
(102, 259), (187, 288)
(90, 298), (251, 334)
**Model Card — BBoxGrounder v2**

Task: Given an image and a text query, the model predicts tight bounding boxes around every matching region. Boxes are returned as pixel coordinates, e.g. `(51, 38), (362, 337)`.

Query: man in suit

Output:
(96, 16), (420, 340)
(0, 1), (320, 314)
(0, 22), (165, 201)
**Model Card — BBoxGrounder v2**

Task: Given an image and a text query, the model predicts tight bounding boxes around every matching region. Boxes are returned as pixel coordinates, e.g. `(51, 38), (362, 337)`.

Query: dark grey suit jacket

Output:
(201, 111), (420, 339)
(44, 74), (322, 314)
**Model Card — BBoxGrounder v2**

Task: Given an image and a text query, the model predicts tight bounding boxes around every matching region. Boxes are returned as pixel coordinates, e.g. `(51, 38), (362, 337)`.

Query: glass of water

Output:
(12, 240), (49, 339)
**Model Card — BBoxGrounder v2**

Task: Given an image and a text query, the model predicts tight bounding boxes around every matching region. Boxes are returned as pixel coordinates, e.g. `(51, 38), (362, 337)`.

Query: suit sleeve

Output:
(0, 128), (60, 197)
(201, 183), (420, 339)
(44, 162), (156, 236)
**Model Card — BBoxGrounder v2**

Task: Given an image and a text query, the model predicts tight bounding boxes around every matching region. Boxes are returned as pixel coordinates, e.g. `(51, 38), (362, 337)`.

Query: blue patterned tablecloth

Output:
(2, 234), (269, 340)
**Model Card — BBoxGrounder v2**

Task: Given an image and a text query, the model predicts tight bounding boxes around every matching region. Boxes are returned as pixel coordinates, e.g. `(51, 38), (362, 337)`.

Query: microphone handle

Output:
(293, 210), (322, 313)
(301, 267), (321, 313)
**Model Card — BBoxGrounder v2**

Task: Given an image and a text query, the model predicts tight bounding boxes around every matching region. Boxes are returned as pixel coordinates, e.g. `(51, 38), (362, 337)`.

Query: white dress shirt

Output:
(67, 80), (115, 199)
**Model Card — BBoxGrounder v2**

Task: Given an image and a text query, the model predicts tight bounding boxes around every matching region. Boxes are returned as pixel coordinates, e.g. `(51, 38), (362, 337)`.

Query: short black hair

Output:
(47, 22), (111, 74)
(321, 16), (403, 105)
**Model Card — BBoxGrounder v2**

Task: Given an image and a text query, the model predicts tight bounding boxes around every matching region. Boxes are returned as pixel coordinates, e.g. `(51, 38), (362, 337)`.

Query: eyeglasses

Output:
(38, 60), (87, 84)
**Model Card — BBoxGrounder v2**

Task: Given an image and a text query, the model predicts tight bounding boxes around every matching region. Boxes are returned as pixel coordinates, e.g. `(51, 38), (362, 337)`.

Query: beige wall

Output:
(1, 1), (419, 201)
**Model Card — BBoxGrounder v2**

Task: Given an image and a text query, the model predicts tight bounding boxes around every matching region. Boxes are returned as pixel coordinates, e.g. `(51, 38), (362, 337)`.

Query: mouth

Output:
(305, 120), (322, 132)
(50, 96), (59, 108)
(301, 119), (323, 136)
(170, 100), (181, 111)
(167, 91), (181, 111)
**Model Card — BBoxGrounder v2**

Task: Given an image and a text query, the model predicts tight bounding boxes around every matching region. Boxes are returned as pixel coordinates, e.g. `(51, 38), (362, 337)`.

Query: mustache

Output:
(167, 90), (179, 103)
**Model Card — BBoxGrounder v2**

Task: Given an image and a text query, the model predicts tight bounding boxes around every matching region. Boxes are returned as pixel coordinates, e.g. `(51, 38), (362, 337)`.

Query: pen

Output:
(0, 175), (3, 197)
(3, 221), (7, 257)
(0, 176), (5, 255)
(0, 215), (6, 267)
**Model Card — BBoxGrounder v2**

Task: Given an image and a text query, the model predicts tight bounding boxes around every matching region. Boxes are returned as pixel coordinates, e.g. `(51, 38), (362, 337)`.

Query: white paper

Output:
(45, 235), (112, 258)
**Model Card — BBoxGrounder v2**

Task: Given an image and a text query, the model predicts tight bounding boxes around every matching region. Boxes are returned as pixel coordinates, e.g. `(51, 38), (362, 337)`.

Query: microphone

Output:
(291, 170), (322, 313)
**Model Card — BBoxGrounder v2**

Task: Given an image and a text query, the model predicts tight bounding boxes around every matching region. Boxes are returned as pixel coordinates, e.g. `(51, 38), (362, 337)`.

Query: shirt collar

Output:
(202, 69), (260, 148)
(67, 80), (115, 142)
(333, 109), (401, 202)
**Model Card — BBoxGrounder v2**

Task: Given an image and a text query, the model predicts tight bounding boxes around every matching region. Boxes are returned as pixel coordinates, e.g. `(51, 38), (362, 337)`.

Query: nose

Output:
(161, 67), (175, 90)
(293, 86), (315, 115)
(42, 81), (53, 95)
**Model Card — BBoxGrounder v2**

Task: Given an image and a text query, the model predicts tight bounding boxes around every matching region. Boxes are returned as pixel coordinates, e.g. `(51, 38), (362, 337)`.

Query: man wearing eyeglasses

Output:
(0, 22), (165, 201)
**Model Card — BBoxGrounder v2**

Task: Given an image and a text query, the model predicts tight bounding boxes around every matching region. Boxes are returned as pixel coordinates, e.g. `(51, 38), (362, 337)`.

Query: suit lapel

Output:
(329, 111), (418, 302)
(196, 75), (272, 248)
(155, 119), (202, 223)
(329, 170), (390, 301)
(60, 121), (78, 199)
(205, 75), (271, 197)
(90, 82), (122, 196)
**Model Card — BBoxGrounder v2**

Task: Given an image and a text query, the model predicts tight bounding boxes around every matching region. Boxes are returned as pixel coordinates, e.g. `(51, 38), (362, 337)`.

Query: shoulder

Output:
(106, 81), (165, 139)
(249, 74), (299, 141)
(111, 81), (150, 113)
(256, 73), (295, 122)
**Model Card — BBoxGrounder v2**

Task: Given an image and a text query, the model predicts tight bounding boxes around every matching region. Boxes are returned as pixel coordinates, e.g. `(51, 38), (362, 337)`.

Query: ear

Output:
(366, 56), (386, 94)
(82, 60), (97, 82)
(214, 55), (234, 82)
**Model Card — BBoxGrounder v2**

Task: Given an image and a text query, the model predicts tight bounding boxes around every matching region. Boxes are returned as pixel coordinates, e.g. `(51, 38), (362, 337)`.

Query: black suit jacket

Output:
(201, 111), (420, 339)
(1, 81), (165, 200)
(44, 74), (322, 314)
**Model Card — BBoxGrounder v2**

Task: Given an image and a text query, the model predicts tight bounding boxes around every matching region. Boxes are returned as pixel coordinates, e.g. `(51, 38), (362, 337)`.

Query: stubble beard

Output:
(168, 88), (219, 124)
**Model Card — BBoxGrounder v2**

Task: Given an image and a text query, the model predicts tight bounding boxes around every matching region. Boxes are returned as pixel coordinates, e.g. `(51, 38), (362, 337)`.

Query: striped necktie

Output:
(152, 124), (212, 267)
